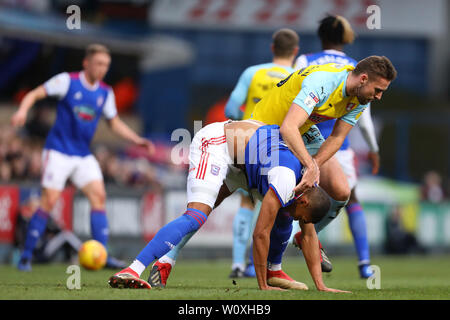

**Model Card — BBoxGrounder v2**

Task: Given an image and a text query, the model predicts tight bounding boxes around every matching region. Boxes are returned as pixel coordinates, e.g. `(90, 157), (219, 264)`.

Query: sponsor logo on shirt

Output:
(74, 105), (96, 121)
(308, 112), (335, 123)
(309, 92), (319, 103)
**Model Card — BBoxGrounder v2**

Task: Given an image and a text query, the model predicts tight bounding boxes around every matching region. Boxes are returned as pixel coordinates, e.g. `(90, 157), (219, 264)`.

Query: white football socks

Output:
(129, 259), (146, 277)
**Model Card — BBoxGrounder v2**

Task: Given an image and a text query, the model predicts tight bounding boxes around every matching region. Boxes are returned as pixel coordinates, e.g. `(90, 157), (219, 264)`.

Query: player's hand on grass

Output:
(10, 109), (28, 127)
(317, 286), (352, 293)
(294, 159), (320, 193)
(368, 151), (380, 175)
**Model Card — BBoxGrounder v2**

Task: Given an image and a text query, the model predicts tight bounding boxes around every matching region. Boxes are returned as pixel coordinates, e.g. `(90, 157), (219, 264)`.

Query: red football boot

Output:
(148, 261), (172, 288)
(108, 267), (151, 289)
(267, 269), (308, 290)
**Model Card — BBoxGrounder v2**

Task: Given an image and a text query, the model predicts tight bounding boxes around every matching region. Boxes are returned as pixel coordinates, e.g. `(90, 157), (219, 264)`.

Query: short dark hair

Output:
(318, 15), (355, 45)
(354, 55), (397, 81)
(272, 28), (299, 58)
(304, 186), (330, 224)
(85, 43), (110, 59)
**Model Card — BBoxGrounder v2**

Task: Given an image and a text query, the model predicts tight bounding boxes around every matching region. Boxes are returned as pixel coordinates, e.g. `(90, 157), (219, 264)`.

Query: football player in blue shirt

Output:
(108, 119), (349, 292)
(11, 44), (154, 271)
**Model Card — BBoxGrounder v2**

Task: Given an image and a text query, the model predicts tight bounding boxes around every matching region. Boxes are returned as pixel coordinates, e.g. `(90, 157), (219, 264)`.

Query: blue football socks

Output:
(347, 203), (370, 264)
(91, 210), (109, 248)
(21, 208), (49, 261)
(267, 210), (293, 265)
(165, 231), (196, 261)
(136, 208), (208, 267)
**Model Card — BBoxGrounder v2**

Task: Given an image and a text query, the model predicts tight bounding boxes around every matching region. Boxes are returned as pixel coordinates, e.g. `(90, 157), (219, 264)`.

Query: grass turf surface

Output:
(0, 255), (449, 300)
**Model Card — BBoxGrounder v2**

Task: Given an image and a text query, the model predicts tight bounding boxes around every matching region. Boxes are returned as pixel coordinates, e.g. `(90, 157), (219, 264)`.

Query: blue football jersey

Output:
(245, 125), (303, 207)
(43, 72), (117, 156)
(295, 50), (358, 151)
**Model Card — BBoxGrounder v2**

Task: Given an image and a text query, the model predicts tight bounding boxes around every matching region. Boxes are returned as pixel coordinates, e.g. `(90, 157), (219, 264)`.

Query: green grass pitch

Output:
(0, 255), (449, 300)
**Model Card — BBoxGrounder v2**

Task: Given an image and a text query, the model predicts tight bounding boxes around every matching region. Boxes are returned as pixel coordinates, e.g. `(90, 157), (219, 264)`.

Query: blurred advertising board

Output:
(0, 186), (19, 243)
(1, 184), (449, 248)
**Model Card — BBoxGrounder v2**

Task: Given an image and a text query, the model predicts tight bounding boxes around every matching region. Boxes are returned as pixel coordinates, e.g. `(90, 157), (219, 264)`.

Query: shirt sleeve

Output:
(267, 166), (296, 207)
(224, 67), (254, 120)
(339, 103), (368, 126)
(102, 89), (118, 120)
(292, 86), (322, 115)
(43, 72), (70, 99)
(357, 104), (379, 152)
(294, 55), (308, 70)
(292, 72), (329, 115)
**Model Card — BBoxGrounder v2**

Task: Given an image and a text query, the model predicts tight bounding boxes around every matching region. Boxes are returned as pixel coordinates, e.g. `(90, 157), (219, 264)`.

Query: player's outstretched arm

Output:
(11, 85), (47, 127)
(300, 221), (351, 293)
(106, 116), (155, 155)
(252, 189), (285, 291)
(280, 103), (320, 193)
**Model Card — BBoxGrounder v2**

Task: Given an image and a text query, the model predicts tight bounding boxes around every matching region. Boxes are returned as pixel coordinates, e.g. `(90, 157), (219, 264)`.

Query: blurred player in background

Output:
(291, 15), (380, 278)
(223, 28), (299, 278)
(10, 44), (155, 271)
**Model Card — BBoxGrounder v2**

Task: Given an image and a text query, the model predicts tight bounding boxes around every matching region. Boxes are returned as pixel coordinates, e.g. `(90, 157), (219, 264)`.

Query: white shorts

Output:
(187, 121), (235, 208)
(334, 148), (357, 189)
(41, 149), (103, 191)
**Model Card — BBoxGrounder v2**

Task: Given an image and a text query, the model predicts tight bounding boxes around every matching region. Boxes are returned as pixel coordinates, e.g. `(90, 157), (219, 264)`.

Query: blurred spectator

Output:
(24, 105), (53, 139)
(420, 171), (445, 203)
(9, 152), (27, 180)
(0, 124), (181, 189)
(0, 161), (12, 182)
(384, 205), (426, 255)
(27, 150), (42, 181)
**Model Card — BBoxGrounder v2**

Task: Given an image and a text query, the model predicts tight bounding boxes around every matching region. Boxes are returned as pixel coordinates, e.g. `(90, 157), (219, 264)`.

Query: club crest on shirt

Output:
(346, 102), (357, 111)
(74, 91), (82, 100)
(97, 96), (104, 107)
(211, 164), (220, 176)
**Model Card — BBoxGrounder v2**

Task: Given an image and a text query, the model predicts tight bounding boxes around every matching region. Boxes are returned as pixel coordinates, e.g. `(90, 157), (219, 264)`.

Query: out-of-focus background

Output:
(0, 0), (449, 265)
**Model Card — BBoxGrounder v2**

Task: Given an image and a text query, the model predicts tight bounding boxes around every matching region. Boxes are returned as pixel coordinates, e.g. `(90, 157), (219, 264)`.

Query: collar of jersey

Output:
(323, 49), (347, 56)
(79, 71), (100, 91)
(341, 71), (350, 98)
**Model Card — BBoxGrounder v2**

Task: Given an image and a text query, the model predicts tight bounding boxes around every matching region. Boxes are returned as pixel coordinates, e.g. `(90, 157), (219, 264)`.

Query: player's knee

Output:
(330, 181), (350, 202)
(41, 191), (60, 211)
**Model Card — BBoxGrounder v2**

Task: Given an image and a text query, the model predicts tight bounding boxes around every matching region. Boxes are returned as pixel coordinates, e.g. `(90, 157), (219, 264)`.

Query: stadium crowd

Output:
(0, 123), (185, 190)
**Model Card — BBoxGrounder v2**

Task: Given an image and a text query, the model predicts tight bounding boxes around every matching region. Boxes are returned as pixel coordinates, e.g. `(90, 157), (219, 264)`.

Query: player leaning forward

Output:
(252, 56), (397, 241)
(11, 44), (154, 271)
(109, 120), (349, 292)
